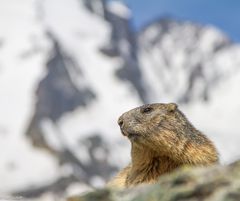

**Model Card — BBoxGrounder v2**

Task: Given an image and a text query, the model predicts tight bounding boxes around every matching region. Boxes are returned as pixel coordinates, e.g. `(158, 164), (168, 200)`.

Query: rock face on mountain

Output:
(68, 159), (240, 201)
(26, 35), (96, 152)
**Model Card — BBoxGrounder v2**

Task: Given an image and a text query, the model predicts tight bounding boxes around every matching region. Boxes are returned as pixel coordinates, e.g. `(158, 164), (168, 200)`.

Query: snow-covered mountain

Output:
(139, 18), (240, 103)
(0, 0), (240, 199)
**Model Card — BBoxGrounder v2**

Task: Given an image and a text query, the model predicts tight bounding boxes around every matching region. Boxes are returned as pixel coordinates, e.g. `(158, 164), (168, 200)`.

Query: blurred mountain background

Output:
(0, 0), (240, 200)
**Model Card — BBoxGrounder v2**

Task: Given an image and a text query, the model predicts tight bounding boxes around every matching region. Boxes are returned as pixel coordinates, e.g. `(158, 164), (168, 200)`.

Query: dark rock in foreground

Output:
(68, 159), (240, 201)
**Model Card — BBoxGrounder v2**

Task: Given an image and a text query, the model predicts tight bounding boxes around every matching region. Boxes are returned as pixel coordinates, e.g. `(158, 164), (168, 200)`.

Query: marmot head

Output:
(118, 103), (191, 153)
(118, 103), (219, 164)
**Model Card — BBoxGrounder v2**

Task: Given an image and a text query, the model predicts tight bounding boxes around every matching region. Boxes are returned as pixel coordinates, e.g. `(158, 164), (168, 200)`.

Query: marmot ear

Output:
(167, 103), (178, 112)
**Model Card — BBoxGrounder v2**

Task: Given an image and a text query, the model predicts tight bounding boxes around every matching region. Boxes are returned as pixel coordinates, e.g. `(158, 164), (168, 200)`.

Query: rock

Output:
(67, 160), (240, 201)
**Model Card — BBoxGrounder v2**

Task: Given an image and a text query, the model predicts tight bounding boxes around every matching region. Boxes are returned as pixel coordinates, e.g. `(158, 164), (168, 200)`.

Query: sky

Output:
(120, 0), (240, 42)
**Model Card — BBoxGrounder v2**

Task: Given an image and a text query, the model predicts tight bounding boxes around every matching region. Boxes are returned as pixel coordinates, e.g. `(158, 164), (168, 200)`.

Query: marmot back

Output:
(108, 103), (219, 188)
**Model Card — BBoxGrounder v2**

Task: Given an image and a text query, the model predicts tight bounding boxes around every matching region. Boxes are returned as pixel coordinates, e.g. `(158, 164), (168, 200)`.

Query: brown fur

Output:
(108, 103), (219, 188)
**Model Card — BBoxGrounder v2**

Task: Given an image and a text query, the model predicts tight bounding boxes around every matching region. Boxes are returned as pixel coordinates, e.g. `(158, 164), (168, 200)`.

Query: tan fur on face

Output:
(108, 103), (219, 188)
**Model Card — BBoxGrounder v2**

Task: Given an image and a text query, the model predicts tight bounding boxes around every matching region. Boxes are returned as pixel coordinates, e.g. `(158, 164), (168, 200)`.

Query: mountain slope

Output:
(139, 18), (240, 103)
(0, 0), (143, 195)
(0, 0), (61, 192)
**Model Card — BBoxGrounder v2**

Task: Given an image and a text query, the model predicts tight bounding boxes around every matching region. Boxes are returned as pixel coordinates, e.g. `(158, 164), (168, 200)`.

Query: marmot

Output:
(108, 103), (219, 188)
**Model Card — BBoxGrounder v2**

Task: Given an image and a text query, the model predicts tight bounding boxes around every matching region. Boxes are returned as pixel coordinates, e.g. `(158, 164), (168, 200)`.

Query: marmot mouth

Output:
(120, 130), (140, 139)
(128, 133), (139, 139)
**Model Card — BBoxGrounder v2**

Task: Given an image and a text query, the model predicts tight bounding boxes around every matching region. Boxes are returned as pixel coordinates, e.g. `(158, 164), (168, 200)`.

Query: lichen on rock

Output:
(68, 160), (240, 201)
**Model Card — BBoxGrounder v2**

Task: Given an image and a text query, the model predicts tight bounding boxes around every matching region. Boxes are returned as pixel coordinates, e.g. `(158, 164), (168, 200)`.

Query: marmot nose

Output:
(118, 117), (124, 128)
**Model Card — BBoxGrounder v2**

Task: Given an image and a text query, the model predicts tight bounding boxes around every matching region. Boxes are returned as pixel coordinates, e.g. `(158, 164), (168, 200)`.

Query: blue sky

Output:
(120, 0), (240, 42)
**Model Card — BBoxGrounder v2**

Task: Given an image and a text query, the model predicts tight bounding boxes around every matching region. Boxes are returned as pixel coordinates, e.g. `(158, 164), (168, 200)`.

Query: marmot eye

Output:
(142, 107), (153, 113)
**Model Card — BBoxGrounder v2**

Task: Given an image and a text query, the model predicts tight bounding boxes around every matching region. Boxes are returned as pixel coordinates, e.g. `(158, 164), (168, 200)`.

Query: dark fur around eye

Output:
(141, 107), (153, 113)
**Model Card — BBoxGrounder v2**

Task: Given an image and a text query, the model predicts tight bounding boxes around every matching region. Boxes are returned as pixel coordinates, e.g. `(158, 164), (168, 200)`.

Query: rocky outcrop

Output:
(26, 34), (95, 151)
(101, 1), (148, 102)
(68, 159), (240, 201)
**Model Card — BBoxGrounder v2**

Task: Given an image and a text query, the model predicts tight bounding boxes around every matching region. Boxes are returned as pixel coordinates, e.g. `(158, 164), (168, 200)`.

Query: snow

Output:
(0, 0), (59, 193)
(107, 1), (131, 19)
(138, 20), (240, 102)
(197, 71), (240, 163)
